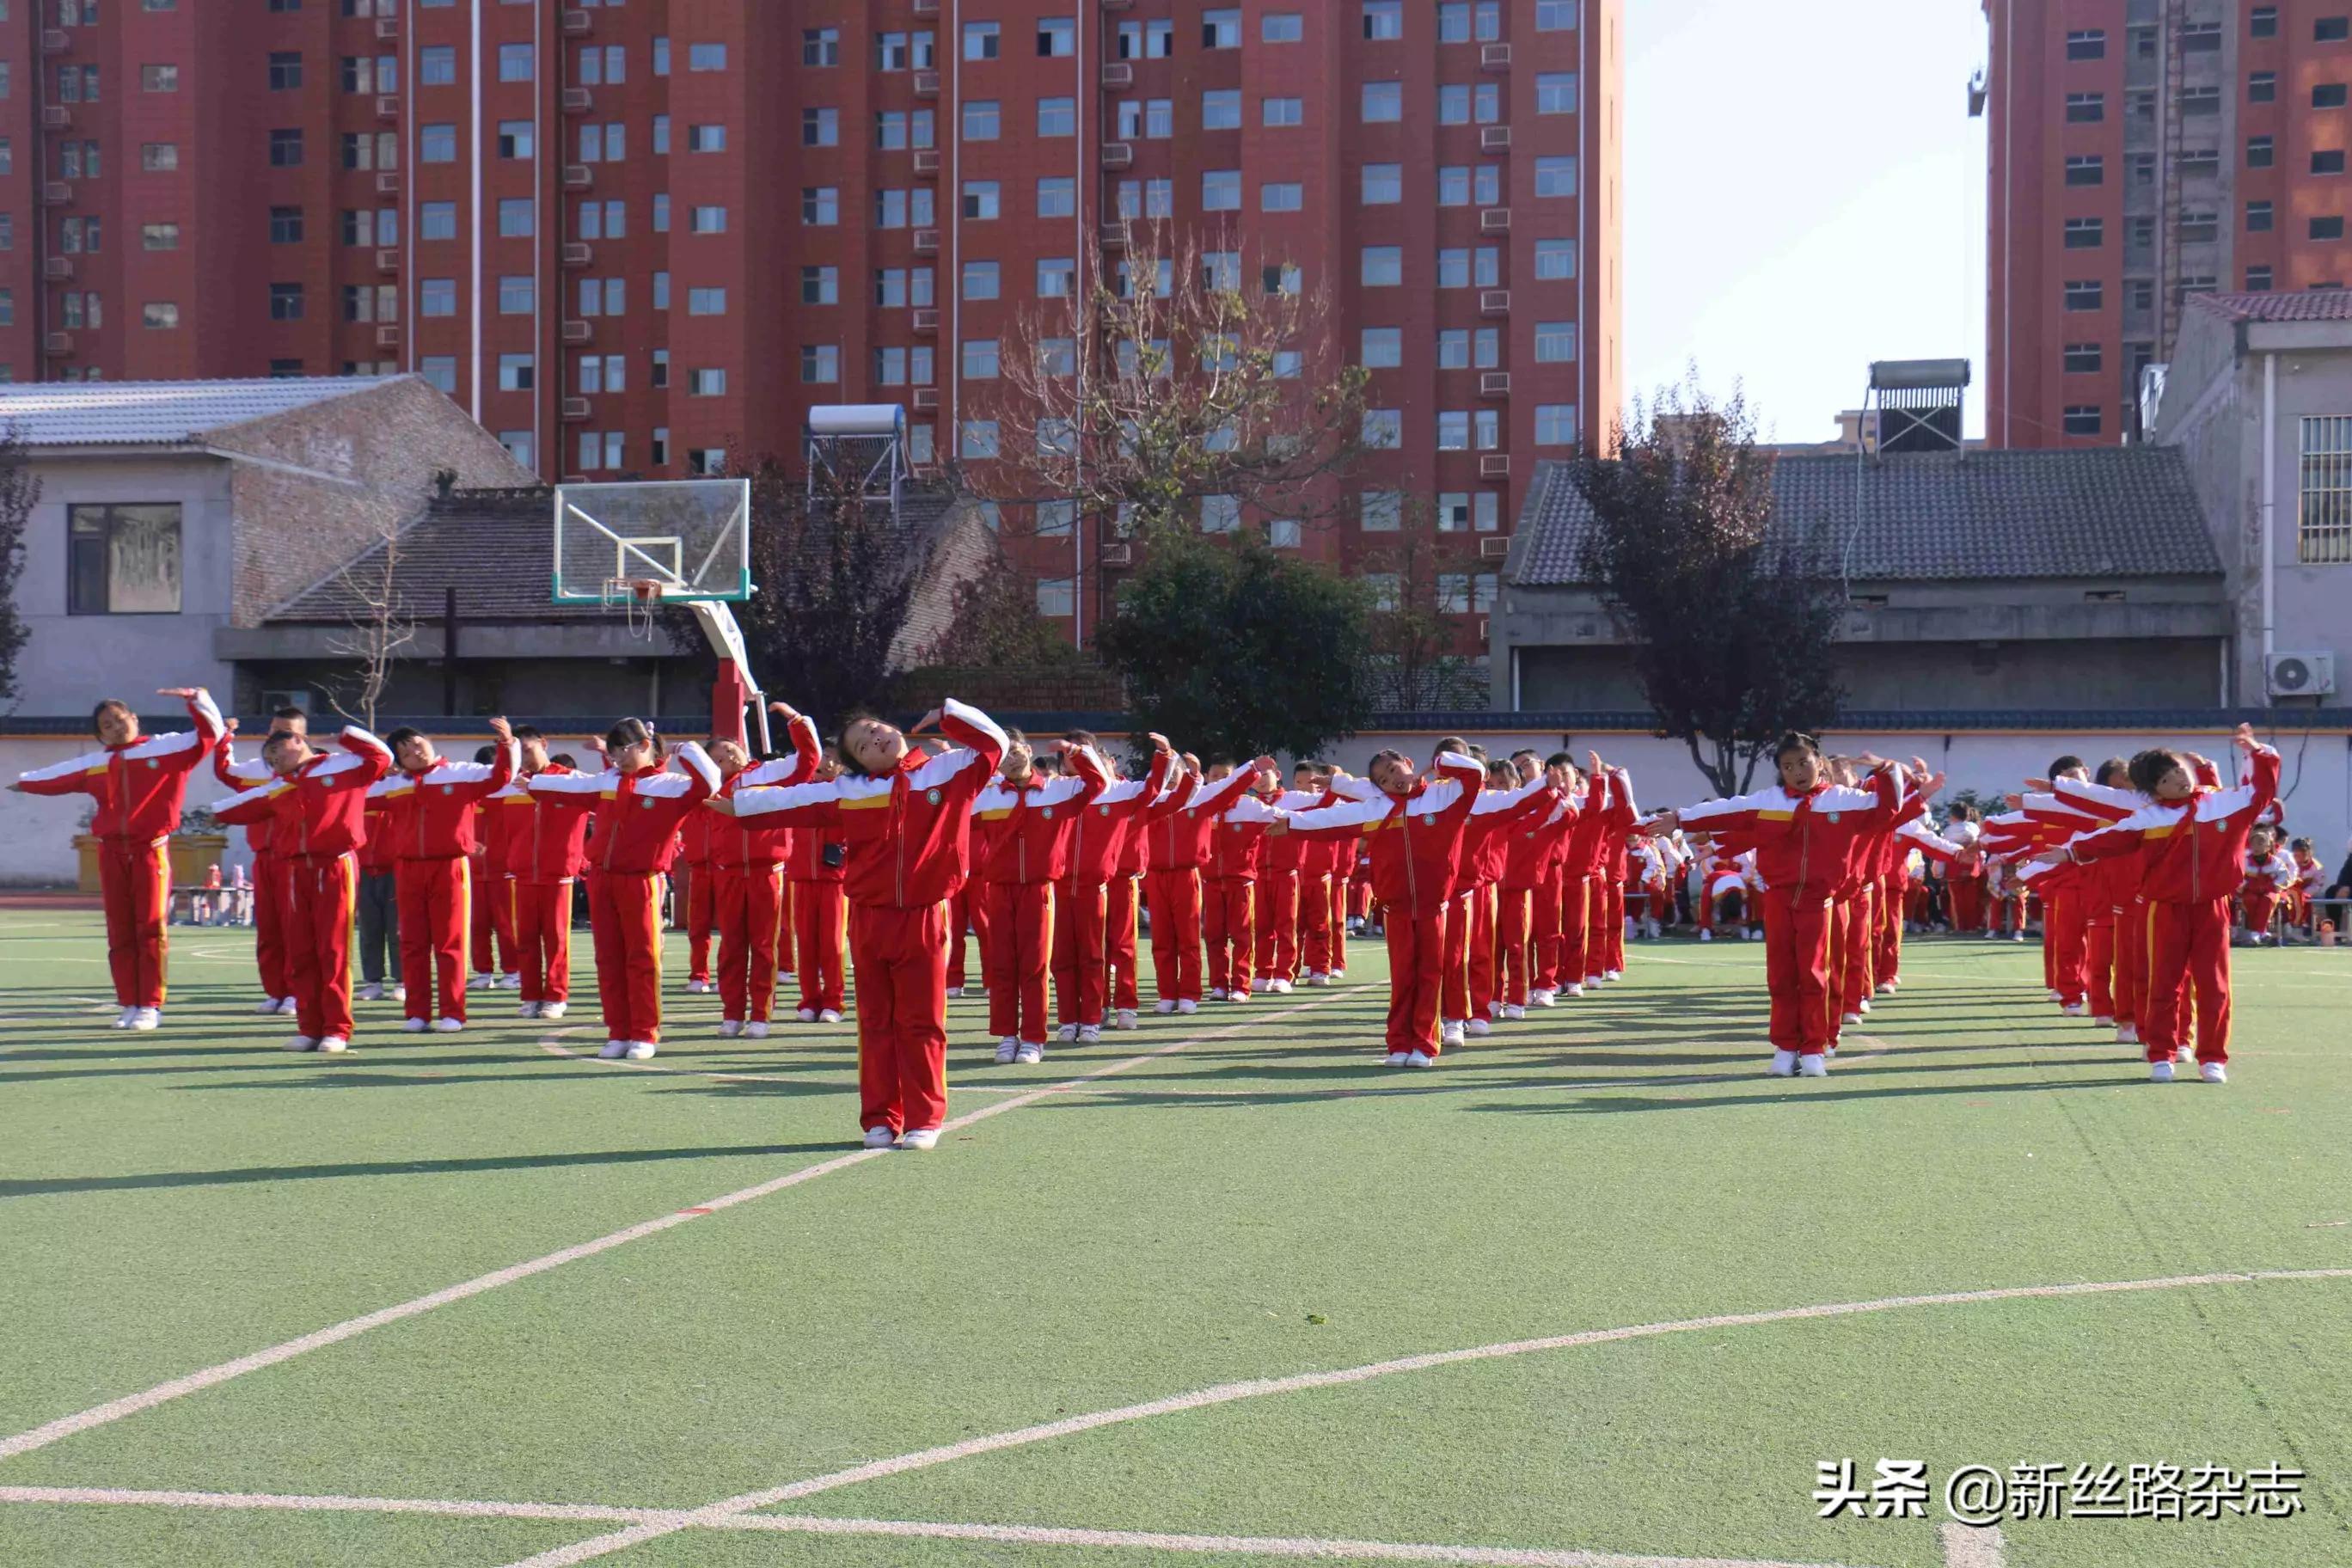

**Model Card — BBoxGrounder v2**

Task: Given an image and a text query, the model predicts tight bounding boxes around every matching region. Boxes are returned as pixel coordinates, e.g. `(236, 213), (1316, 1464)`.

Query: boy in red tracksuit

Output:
(369, 721), (518, 1032)
(1107, 744), (1193, 1025)
(1197, 760), (1289, 1002)
(214, 704), (308, 1014)
(1251, 762), (1324, 993)
(705, 710), (820, 1038)
(971, 738), (1111, 1061)
(2045, 758), (2158, 1041)
(467, 746), (520, 992)
(1141, 760), (1256, 1014)
(14, 686), (225, 1030)
(1498, 760), (1576, 1017)
(1053, 733), (1175, 1042)
(354, 792), (402, 1003)
(1652, 735), (1905, 1076)
(2238, 825), (2295, 945)
(675, 787), (721, 995)
(1550, 763), (1626, 998)
(1295, 765), (1341, 984)
(777, 719), (850, 1025)
(211, 722), (395, 1052)
(2048, 726), (2279, 1081)
(1285, 748), (1488, 1066)
(716, 698), (1008, 1149)
(492, 730), (591, 1020)
(1438, 760), (1555, 1039)
(524, 723), (719, 1060)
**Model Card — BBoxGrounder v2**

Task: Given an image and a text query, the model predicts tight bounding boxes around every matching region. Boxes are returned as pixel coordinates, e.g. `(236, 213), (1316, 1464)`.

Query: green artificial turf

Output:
(1, 912), (2348, 1567)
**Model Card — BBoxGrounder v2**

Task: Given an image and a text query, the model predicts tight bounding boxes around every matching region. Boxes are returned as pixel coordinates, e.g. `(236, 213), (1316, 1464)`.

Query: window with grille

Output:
(2299, 417), (2352, 563)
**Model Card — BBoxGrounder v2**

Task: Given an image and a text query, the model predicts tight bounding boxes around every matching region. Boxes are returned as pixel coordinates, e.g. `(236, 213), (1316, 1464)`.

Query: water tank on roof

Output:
(806, 404), (905, 437)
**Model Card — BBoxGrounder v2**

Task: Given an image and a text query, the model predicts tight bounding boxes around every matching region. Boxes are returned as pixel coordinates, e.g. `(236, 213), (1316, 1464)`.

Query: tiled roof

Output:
(0, 376), (406, 447)
(1512, 447), (2222, 588)
(2188, 289), (2352, 324)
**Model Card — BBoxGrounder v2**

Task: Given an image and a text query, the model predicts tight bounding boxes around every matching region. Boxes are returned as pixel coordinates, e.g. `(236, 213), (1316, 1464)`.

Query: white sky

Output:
(1623, 0), (1994, 442)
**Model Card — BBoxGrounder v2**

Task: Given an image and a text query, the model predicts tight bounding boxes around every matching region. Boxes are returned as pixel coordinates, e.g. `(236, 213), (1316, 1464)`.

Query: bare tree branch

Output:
(323, 504), (420, 732)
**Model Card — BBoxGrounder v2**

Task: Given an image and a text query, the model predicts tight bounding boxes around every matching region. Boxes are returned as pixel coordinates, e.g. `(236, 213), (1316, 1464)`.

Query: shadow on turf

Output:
(0, 1139), (848, 1197)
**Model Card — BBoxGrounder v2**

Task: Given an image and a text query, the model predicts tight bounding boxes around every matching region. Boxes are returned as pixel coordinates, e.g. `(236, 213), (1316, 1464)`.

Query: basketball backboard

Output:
(550, 478), (752, 605)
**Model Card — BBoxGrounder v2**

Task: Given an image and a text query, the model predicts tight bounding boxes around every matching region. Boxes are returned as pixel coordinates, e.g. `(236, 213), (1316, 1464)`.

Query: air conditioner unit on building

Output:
(2264, 651), (2337, 699)
(1100, 542), (1136, 568)
(1479, 536), (1510, 560)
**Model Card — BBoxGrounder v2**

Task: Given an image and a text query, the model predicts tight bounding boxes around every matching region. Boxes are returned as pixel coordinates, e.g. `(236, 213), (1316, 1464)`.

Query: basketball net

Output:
(606, 577), (665, 642)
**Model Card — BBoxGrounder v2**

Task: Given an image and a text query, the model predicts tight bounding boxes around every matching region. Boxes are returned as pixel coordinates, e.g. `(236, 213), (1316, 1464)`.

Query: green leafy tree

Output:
(1099, 530), (1370, 764)
(0, 421), (42, 709)
(1567, 379), (1844, 796)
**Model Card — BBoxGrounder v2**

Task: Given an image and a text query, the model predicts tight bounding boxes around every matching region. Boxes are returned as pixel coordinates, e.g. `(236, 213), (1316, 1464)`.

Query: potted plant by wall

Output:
(168, 803), (230, 893)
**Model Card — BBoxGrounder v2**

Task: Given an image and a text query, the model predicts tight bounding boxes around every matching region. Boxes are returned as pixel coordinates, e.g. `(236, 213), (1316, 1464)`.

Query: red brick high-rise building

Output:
(1986, 0), (2352, 448)
(0, 0), (1619, 646)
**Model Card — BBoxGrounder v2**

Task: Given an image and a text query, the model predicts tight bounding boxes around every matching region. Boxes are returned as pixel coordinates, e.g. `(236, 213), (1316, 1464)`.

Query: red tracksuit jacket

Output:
(368, 742), (520, 860)
(211, 727), (396, 855)
(18, 692), (226, 836)
(493, 763), (593, 881)
(709, 714), (821, 872)
(1063, 749), (1176, 886)
(1675, 769), (1903, 901)
(2067, 747), (2282, 902)
(1283, 754), (1491, 919)
(970, 747), (1112, 884)
(524, 744), (721, 873)
(1142, 767), (1257, 873)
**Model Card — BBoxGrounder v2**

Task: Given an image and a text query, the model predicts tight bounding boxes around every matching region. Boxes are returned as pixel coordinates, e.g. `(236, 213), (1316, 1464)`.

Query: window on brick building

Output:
(2065, 154), (2103, 185)
(2063, 217), (2103, 248)
(2063, 343), (2102, 373)
(2065, 93), (2104, 123)
(2063, 406), (2102, 437)
(2066, 29), (2104, 59)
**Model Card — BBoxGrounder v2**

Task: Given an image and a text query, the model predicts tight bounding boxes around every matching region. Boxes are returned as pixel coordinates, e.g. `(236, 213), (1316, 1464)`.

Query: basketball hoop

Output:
(603, 577), (668, 641)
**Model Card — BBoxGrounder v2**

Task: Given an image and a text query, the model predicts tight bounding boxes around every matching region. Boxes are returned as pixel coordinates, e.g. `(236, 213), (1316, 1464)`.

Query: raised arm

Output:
(12, 745), (107, 799)
(1138, 769), (1199, 824)
(1281, 793), (1393, 841)
(211, 777), (293, 828)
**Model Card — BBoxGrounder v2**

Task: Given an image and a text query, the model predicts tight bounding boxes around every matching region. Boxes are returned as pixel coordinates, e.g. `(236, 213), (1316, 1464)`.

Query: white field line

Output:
(0, 1487), (1858, 1568)
(502, 1266), (2352, 1566)
(1938, 1522), (2006, 1568)
(0, 990), (1358, 1467)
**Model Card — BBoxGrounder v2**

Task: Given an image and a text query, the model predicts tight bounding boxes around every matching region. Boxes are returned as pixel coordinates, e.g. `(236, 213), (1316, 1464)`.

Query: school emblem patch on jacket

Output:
(927, 788), (941, 805)
(1825, 812), (1841, 824)
(1099, 804), (1112, 815)
(1041, 807), (1054, 820)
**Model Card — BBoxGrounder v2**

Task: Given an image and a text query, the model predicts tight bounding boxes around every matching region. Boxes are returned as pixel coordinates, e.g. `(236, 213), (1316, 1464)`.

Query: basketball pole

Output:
(689, 599), (772, 755)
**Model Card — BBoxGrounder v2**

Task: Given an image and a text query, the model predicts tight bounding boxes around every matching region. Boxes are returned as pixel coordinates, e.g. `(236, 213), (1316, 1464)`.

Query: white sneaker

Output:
(1746, 928), (1763, 942)
(2060, 1002), (2086, 1017)
(2092, 1014), (2114, 1027)
(947, 986), (965, 999)
(1856, 999), (1871, 1014)
(796, 1008), (818, 1023)
(1825, 1042), (1840, 1057)
(1798, 1054), (1828, 1077)
(598, 1039), (630, 1059)
(1209, 987), (1228, 1001)
(2177, 1045), (2196, 1066)
(1383, 1050), (1409, 1066)
(1530, 989), (1556, 1007)
(518, 1001), (542, 1019)
(1057, 1024), (1080, 1042)
(1440, 1020), (1465, 1047)
(113, 1007), (139, 1030)
(1603, 969), (1624, 982)
(1228, 989), (1250, 1004)
(863, 1127), (898, 1150)
(388, 986), (407, 1005)
(1768, 1049), (1799, 1077)
(1015, 1043), (1044, 1064)
(1307, 972), (1330, 986)
(2012, 932), (2026, 943)
(497, 972), (521, 989)
(254, 996), (285, 1014)
(1176, 998), (1197, 1014)
(1078, 1024), (1101, 1044)
(285, 1035), (319, 1052)
(818, 1009), (843, 1025)
(1404, 1049), (1435, 1068)
(1116, 1008), (1138, 1030)
(1330, 967), (1346, 979)
(432, 1017), (463, 1033)
(2045, 989), (2061, 1002)
(1840, 1012), (1863, 1026)
(718, 1020), (744, 1038)
(402, 1017), (428, 1033)
(1699, 929), (1714, 943)
(2200, 1061), (2227, 1084)
(899, 1128), (941, 1152)
(1585, 976), (1606, 989)
(746, 1021), (770, 1039)
(1154, 999), (1177, 1015)
(1467, 1017), (1491, 1037)
(686, 978), (712, 995)
(780, 972), (797, 985)
(1502, 1003), (1525, 1020)
(277, 995), (302, 1014)
(1563, 983), (1586, 999)
(357, 983), (383, 1002)
(1875, 982), (1896, 997)
(2116, 1023), (2139, 1044)
(625, 1040), (657, 1061)
(2150, 1060), (2175, 1082)
(318, 1037), (348, 1054)
(539, 1001), (567, 1020)
(995, 1037), (1020, 1064)
(467, 974), (497, 990)
(1270, 977), (1292, 994)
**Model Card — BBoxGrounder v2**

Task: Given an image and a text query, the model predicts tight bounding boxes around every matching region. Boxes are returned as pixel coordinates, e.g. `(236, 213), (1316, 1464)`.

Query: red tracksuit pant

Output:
(2115, 897), (2148, 1028)
(1602, 879), (1627, 972)
(511, 878), (573, 1004)
(851, 900), (950, 1134)
(469, 851), (515, 977)
(1553, 873), (1594, 989)
(2085, 913), (2117, 1019)
(679, 863), (717, 982)
(1531, 868), (1565, 987)
(1950, 876), (1984, 933)
(587, 871), (665, 1045)
(1383, 909), (1447, 1057)
(984, 879), (1053, 1044)
(1255, 867), (1297, 983)
(1467, 883), (1499, 1020)
(2142, 897), (2233, 1064)
(1761, 885), (1834, 1057)
(97, 836), (173, 1010)
(1836, 886), (1876, 1019)
(715, 863), (787, 1024)
(1299, 872), (1332, 975)
(1146, 867), (1203, 1001)
(792, 878), (847, 1014)
(1439, 890), (1472, 1023)
(1202, 876), (1254, 995)
(1051, 879), (1109, 1027)
(1330, 874), (1351, 971)
(251, 849), (288, 1000)
(395, 855), (473, 1024)
(947, 883), (994, 989)
(286, 853), (358, 1043)
(1497, 885), (1536, 1006)
(1106, 874), (1142, 1011)
(2243, 888), (2282, 935)
(2049, 891), (2088, 1004)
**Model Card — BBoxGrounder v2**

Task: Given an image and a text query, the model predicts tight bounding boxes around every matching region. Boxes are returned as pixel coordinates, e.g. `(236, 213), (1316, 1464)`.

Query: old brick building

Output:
(0, 0), (1620, 646)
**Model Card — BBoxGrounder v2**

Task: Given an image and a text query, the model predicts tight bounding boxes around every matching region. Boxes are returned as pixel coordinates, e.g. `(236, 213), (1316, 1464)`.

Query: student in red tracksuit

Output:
(1141, 759), (1256, 1014)
(674, 782), (721, 995)
(2046, 726), (2278, 1081)
(467, 744), (521, 992)
(1251, 762), (1325, 993)
(14, 687), (225, 1030)
(946, 830), (995, 999)
(491, 730), (592, 1020)
(213, 704), (308, 1014)
(1197, 759), (1290, 1002)
(704, 709), (820, 1038)
(525, 722), (719, 1060)
(2044, 758), (2159, 1041)
(1550, 762), (1626, 998)
(1294, 764), (1342, 984)
(354, 789), (403, 1002)
(211, 722), (395, 1052)
(369, 720), (518, 1032)
(1104, 741), (1192, 1026)
(1052, 732), (1175, 1042)
(1436, 758), (1554, 1038)
(1651, 735), (1906, 1076)
(777, 717), (850, 1025)
(1498, 757), (1577, 1018)
(971, 737), (1110, 1060)
(1285, 748), (1488, 1066)
(714, 698), (1008, 1148)
(2237, 825), (2295, 944)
